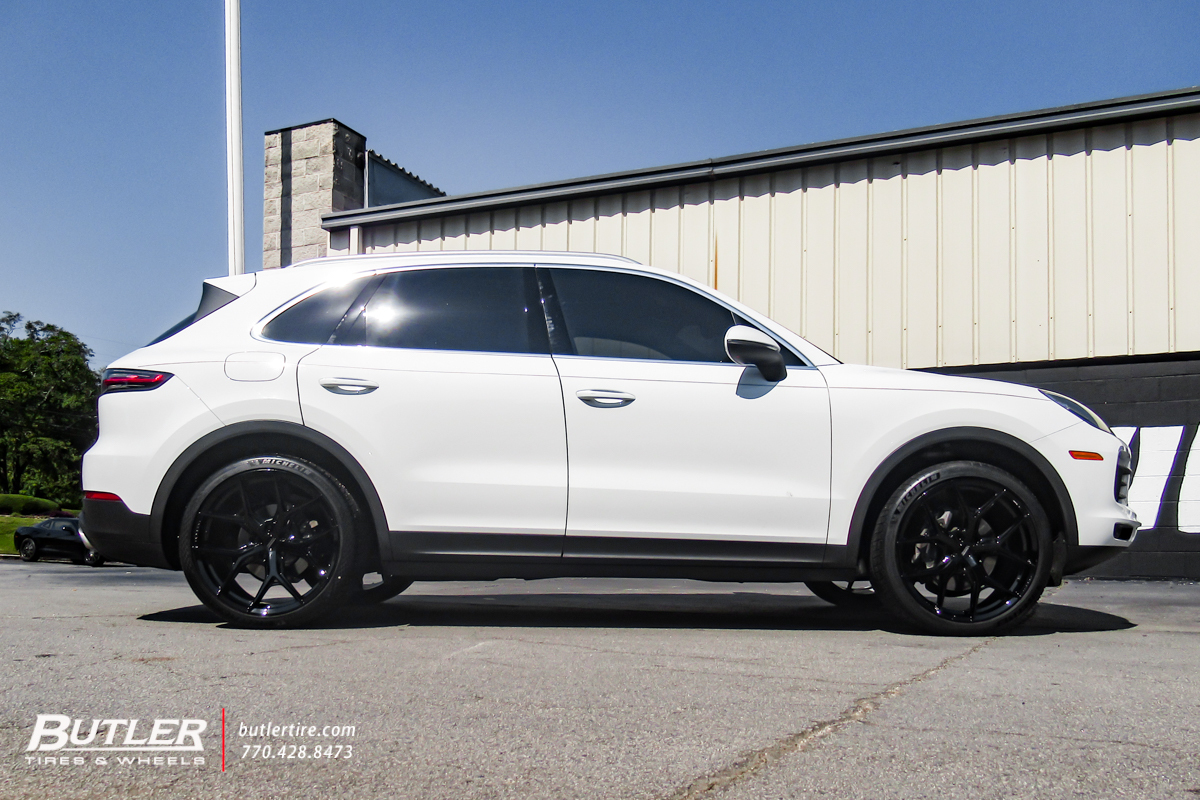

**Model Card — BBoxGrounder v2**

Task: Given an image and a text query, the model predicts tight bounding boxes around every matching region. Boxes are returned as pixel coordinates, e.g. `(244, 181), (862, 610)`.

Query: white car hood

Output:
(818, 363), (1046, 400)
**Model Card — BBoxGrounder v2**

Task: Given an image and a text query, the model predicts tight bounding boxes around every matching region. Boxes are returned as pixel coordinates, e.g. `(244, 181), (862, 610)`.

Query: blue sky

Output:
(2, 0), (1198, 367)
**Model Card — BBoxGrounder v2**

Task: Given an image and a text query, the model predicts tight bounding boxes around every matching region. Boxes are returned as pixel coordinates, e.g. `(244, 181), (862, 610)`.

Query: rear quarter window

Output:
(149, 283), (241, 345)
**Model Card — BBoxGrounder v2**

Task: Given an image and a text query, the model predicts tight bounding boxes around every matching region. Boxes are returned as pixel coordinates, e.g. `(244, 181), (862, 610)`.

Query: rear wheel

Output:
(84, 550), (105, 567)
(805, 580), (879, 609)
(179, 456), (359, 628)
(869, 461), (1051, 636)
(19, 539), (38, 562)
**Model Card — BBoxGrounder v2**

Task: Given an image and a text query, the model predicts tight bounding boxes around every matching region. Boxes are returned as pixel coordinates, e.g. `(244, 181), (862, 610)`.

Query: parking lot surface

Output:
(1, 559), (1197, 799)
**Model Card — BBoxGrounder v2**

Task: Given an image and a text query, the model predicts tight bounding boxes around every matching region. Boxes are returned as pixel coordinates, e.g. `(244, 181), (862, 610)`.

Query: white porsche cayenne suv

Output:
(82, 251), (1138, 635)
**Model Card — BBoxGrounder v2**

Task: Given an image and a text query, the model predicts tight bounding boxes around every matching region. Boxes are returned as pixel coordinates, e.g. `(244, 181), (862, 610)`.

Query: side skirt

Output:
(384, 531), (854, 583)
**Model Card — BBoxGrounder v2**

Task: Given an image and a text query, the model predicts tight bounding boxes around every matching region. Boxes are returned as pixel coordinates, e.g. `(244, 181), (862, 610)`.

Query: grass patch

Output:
(0, 516), (41, 555)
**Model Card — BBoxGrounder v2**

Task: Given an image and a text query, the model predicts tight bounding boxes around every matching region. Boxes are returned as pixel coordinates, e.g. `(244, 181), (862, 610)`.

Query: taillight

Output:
(101, 369), (173, 394)
(84, 491), (122, 502)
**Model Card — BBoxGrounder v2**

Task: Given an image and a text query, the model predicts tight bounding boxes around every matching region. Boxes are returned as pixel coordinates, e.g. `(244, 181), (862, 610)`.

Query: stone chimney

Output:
(263, 119), (366, 268)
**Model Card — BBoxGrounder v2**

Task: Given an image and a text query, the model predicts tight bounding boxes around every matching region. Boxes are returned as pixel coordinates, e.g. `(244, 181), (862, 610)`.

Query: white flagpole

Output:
(225, 0), (245, 276)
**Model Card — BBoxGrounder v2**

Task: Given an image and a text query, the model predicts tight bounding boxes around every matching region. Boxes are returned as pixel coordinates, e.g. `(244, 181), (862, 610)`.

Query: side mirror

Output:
(724, 325), (786, 382)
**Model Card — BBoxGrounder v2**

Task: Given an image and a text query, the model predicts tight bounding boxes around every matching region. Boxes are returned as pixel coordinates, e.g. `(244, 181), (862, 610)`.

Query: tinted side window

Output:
(362, 267), (548, 354)
(262, 277), (376, 344)
(546, 269), (742, 363)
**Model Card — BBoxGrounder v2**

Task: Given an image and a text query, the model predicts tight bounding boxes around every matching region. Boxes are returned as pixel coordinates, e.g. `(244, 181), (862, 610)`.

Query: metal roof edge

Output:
(265, 118), (368, 139)
(367, 150), (447, 197)
(323, 86), (1200, 231)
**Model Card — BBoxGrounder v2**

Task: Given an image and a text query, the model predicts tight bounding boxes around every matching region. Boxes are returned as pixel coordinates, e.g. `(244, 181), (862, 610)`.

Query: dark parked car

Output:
(15, 518), (105, 566)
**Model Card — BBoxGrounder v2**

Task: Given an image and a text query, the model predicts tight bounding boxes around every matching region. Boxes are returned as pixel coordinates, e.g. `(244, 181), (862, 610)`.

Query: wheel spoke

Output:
(952, 485), (974, 526)
(968, 571), (981, 619)
(899, 556), (955, 581)
(237, 478), (255, 522)
(273, 476), (287, 517)
(196, 542), (264, 559)
(215, 550), (260, 597)
(248, 574), (275, 609)
(276, 573), (305, 602)
(994, 514), (1030, 546)
(297, 524), (338, 544)
(198, 511), (249, 528)
(980, 573), (1019, 599)
(988, 548), (1035, 569)
(922, 501), (944, 532)
(276, 496), (326, 530)
(975, 515), (1030, 554)
(975, 488), (1008, 519)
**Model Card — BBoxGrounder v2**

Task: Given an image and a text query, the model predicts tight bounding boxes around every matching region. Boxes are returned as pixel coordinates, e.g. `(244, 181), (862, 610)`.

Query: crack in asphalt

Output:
(510, 636), (825, 667)
(881, 723), (1197, 756)
(660, 638), (995, 800)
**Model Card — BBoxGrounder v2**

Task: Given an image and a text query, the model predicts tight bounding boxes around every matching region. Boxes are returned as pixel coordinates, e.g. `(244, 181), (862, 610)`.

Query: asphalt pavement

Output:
(1, 558), (1197, 799)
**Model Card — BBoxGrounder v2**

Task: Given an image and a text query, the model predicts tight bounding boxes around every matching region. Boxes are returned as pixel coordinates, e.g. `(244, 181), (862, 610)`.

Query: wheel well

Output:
(159, 432), (382, 571)
(851, 438), (1071, 572)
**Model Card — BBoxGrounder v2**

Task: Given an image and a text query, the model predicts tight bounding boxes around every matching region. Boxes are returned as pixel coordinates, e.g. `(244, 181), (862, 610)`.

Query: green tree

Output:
(0, 312), (100, 507)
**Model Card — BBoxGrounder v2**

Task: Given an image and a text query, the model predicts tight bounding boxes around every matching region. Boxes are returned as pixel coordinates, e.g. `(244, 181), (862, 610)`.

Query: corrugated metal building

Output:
(269, 88), (1200, 577)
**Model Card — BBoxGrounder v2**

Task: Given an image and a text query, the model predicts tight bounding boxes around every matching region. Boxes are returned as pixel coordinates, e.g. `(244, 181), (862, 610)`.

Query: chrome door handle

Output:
(320, 379), (378, 395)
(576, 389), (635, 408)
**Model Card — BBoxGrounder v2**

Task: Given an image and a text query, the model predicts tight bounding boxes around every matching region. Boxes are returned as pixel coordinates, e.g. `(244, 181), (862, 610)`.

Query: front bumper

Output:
(81, 497), (169, 568)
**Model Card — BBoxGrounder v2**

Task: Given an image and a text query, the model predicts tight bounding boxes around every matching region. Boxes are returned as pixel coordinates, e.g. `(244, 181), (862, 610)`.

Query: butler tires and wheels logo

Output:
(24, 714), (207, 767)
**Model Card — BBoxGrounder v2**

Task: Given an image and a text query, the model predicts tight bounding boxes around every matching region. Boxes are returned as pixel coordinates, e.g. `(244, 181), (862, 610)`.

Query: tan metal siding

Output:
(941, 146), (975, 368)
(1132, 119), (1171, 355)
(771, 170), (805, 340)
(906, 151), (939, 368)
(1176, 115), (1200, 352)
(868, 158), (903, 368)
(1051, 130), (1089, 360)
(349, 112), (1198, 369)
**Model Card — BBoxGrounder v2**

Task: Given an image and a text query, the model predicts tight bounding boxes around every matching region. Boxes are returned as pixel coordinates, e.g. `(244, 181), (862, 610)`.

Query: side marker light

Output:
(1069, 451), (1104, 461)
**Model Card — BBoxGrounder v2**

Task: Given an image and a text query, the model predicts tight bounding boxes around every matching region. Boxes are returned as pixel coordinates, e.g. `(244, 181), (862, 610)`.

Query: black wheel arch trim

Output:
(150, 420), (391, 569)
(830, 426), (1078, 570)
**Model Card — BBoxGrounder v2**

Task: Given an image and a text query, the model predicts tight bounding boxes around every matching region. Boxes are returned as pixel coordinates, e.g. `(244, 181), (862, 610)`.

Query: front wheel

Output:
(869, 461), (1051, 636)
(19, 539), (38, 562)
(179, 456), (359, 628)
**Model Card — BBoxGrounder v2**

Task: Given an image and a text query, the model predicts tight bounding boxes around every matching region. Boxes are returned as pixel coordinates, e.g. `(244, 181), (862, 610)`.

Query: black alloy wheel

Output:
(19, 538), (38, 562)
(84, 550), (105, 567)
(179, 456), (359, 628)
(804, 580), (879, 609)
(869, 461), (1051, 636)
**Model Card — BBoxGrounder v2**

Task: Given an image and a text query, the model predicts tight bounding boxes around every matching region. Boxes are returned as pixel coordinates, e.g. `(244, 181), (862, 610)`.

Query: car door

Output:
(48, 520), (77, 558)
(539, 266), (832, 558)
(294, 265), (568, 559)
